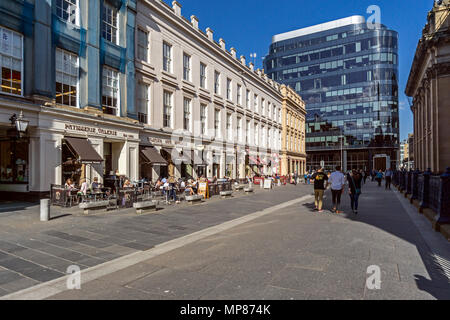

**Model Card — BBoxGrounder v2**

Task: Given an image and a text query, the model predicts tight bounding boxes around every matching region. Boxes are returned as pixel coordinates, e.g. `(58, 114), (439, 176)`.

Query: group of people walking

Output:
(310, 166), (395, 214)
(310, 166), (365, 215)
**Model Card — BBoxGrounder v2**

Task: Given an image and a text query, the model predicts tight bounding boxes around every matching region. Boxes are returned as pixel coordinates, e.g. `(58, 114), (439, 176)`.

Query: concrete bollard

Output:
(40, 199), (50, 222)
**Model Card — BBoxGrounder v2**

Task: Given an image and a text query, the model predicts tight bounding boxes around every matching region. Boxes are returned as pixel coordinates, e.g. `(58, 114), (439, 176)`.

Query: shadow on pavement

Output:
(0, 202), (39, 214)
(317, 180), (450, 299)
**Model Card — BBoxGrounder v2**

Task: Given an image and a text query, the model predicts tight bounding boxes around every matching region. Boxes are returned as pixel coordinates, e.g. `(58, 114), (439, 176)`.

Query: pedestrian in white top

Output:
(328, 166), (346, 213)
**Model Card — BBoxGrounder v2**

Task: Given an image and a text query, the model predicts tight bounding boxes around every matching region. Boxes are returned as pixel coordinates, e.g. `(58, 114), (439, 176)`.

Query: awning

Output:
(163, 148), (191, 164)
(140, 147), (168, 166)
(64, 137), (103, 164)
(193, 152), (207, 166)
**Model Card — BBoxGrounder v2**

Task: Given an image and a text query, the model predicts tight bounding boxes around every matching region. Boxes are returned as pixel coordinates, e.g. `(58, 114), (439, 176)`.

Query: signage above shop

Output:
(148, 137), (184, 147)
(64, 123), (136, 140)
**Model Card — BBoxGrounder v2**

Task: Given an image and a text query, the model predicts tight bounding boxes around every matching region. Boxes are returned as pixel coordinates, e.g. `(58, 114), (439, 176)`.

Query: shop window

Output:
(0, 140), (28, 183)
(0, 27), (23, 96)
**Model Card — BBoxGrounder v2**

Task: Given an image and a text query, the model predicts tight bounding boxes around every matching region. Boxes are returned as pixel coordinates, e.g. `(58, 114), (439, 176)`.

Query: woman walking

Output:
(376, 170), (384, 187)
(347, 169), (362, 215)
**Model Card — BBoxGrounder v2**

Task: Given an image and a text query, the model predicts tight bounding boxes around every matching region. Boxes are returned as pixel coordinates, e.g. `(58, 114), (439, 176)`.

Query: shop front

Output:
(61, 136), (103, 185)
(192, 149), (207, 178)
(212, 151), (220, 178)
(0, 127), (29, 199)
(139, 146), (168, 182)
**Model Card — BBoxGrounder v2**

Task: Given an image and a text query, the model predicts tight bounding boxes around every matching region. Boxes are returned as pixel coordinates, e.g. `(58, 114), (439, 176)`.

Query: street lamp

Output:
(9, 111), (29, 137)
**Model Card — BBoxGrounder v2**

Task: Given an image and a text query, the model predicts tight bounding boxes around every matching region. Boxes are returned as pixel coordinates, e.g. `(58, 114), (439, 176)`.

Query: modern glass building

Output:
(264, 16), (399, 172)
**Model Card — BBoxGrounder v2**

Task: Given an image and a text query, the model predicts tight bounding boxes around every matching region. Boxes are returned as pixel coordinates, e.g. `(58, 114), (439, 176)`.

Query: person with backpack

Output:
(329, 166), (346, 214)
(311, 167), (328, 213)
(347, 169), (362, 215)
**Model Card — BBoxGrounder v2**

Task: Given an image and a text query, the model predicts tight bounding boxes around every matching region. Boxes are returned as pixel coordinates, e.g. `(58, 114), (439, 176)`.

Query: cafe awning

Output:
(163, 148), (191, 164)
(193, 152), (207, 166)
(64, 137), (103, 164)
(140, 147), (168, 166)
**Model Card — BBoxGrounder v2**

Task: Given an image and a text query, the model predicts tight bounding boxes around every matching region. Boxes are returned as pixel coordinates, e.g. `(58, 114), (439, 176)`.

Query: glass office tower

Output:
(264, 16), (399, 172)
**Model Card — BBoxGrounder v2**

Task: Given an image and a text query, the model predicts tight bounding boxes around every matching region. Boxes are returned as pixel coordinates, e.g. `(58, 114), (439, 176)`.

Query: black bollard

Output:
(434, 167), (450, 230)
(405, 170), (412, 196)
(420, 168), (432, 212)
(411, 169), (420, 202)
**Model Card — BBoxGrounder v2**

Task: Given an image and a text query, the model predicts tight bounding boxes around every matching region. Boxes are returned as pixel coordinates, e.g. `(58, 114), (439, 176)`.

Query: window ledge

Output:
(182, 79), (195, 88)
(199, 87), (211, 95)
(136, 59), (155, 70)
(161, 70), (177, 80)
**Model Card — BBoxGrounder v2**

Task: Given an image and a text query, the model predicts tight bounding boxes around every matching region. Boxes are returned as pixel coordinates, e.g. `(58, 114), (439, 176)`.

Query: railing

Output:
(417, 174), (424, 203)
(429, 176), (441, 213)
(393, 168), (450, 227)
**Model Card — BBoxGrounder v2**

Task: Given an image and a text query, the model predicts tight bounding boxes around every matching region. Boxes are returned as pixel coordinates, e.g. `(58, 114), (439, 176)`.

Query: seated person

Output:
(77, 178), (88, 202)
(91, 177), (101, 190)
(65, 178), (75, 190)
(185, 179), (197, 195)
(155, 179), (163, 189)
(123, 179), (133, 188)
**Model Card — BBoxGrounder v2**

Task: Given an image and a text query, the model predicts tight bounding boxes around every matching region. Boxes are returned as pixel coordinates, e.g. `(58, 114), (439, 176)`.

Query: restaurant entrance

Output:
(0, 127), (29, 197)
(61, 137), (103, 186)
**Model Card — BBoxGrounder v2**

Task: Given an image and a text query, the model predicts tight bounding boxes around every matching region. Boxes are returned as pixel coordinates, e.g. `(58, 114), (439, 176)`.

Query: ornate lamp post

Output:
(9, 111), (29, 138)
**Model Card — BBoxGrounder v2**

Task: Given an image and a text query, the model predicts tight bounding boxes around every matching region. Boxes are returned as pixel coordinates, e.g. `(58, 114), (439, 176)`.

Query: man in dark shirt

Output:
(311, 167), (328, 212)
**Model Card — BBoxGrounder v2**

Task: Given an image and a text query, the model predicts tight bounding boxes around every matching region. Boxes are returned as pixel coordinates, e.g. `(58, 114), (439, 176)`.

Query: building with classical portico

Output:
(406, 0), (450, 173)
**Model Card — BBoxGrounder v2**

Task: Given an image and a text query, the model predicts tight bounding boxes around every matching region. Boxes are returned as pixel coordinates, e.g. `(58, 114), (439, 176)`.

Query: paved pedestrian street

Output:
(1, 181), (450, 300)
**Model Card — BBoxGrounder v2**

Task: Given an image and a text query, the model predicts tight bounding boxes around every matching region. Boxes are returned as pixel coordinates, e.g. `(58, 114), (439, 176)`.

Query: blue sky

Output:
(164, 0), (434, 141)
